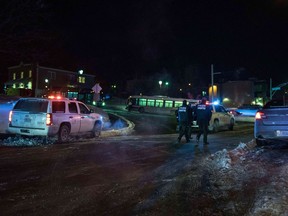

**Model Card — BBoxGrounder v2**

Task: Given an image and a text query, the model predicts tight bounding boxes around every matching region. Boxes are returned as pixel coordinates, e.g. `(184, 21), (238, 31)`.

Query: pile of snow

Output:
(1, 136), (55, 147)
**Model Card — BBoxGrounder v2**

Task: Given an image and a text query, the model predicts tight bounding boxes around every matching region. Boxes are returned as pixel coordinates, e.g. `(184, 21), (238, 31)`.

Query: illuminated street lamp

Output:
(159, 80), (163, 88)
(45, 79), (49, 89)
(78, 69), (83, 75)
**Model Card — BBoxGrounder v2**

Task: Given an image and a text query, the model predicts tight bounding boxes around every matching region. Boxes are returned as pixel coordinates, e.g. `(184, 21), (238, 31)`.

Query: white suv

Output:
(8, 96), (103, 142)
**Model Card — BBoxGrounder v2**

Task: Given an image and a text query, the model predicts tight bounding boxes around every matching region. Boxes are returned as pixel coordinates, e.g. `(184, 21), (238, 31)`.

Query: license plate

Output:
(24, 118), (31, 122)
(276, 130), (288, 136)
(20, 129), (30, 133)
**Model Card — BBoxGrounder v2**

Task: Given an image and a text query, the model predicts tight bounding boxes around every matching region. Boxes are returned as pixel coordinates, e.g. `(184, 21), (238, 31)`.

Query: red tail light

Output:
(255, 111), (266, 120)
(46, 113), (52, 126)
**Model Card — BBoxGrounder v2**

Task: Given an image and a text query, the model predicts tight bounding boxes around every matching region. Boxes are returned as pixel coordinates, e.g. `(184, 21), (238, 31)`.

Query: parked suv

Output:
(8, 96), (103, 142)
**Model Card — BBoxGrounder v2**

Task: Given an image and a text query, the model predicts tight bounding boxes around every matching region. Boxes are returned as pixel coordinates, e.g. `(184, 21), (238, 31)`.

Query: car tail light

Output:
(46, 113), (52, 126)
(8, 111), (13, 123)
(255, 111), (266, 120)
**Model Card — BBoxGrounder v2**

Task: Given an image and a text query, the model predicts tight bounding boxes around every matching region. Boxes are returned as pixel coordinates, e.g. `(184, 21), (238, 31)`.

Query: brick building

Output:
(4, 62), (96, 98)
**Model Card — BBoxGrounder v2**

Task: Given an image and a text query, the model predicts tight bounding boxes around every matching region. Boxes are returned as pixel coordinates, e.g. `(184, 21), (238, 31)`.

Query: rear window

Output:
(264, 99), (288, 108)
(14, 99), (48, 112)
(52, 101), (66, 113)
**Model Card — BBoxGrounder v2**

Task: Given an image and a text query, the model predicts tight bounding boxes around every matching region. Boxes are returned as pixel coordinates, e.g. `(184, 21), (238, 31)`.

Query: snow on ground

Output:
(136, 140), (288, 215)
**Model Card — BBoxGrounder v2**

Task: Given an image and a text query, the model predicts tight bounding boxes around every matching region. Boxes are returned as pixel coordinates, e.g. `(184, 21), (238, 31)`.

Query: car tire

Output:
(139, 107), (144, 113)
(41, 136), (48, 145)
(228, 119), (234, 130)
(212, 119), (220, 133)
(256, 137), (266, 146)
(58, 124), (70, 143)
(92, 122), (102, 138)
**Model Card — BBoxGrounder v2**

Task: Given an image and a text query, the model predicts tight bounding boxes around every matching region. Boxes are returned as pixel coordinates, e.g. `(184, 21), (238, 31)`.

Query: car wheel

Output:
(139, 107), (144, 113)
(41, 136), (48, 145)
(256, 137), (266, 146)
(58, 124), (70, 143)
(212, 119), (220, 133)
(228, 119), (234, 130)
(92, 122), (102, 138)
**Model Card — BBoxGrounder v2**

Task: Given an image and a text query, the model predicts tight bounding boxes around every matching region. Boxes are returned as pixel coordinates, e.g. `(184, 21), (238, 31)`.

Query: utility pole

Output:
(211, 64), (214, 103)
(270, 78), (272, 100)
(211, 64), (221, 103)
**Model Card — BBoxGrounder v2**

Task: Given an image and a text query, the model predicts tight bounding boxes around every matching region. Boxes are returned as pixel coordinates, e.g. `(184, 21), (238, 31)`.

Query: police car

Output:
(208, 104), (235, 132)
(8, 96), (103, 142)
(192, 103), (235, 132)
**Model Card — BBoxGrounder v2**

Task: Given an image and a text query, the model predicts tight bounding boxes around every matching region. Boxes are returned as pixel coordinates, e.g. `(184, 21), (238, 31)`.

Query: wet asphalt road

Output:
(0, 108), (254, 215)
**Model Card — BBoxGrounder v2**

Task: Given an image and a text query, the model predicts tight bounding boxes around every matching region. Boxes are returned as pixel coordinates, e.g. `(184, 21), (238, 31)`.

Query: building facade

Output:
(218, 80), (268, 108)
(4, 63), (96, 98)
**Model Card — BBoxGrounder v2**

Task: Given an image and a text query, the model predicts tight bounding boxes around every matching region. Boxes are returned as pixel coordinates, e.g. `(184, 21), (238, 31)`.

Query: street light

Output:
(159, 80), (163, 88)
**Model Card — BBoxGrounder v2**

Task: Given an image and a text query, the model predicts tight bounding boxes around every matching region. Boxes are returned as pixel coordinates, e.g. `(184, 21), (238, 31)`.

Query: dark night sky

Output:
(2, 0), (288, 85)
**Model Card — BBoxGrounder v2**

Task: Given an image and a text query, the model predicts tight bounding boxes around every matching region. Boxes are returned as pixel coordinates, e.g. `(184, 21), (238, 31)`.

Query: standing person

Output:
(188, 103), (196, 139)
(195, 98), (212, 145)
(177, 100), (192, 143)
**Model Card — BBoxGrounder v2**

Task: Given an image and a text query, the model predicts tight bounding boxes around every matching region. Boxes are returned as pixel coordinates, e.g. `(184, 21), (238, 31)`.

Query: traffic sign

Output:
(272, 87), (281, 91)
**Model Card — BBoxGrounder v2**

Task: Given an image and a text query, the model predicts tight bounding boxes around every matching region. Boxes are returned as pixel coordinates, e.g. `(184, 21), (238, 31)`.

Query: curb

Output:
(101, 113), (135, 137)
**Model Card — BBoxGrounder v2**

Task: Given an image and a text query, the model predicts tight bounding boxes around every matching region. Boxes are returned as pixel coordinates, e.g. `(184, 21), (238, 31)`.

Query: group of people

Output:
(177, 98), (212, 145)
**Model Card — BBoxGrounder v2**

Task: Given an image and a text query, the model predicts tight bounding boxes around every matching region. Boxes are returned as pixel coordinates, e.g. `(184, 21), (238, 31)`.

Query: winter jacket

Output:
(195, 103), (212, 122)
(178, 105), (192, 122)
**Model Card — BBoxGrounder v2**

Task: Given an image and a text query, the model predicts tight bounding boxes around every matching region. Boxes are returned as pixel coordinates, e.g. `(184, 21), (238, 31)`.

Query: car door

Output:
(68, 101), (81, 134)
(216, 105), (230, 126)
(78, 102), (95, 132)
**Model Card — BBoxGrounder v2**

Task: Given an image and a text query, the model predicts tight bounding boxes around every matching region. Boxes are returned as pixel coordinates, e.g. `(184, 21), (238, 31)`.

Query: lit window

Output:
(13, 73), (16, 80)
(147, 99), (155, 107)
(164, 100), (173, 108)
(175, 101), (182, 107)
(78, 76), (85, 83)
(13, 84), (16, 88)
(29, 70), (32, 77)
(155, 100), (163, 107)
(21, 72), (24, 79)
(19, 83), (24, 88)
(27, 81), (32, 89)
(139, 99), (147, 106)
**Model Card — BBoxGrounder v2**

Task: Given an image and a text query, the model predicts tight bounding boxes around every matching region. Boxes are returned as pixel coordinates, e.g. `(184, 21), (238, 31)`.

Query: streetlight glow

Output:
(159, 80), (162, 88)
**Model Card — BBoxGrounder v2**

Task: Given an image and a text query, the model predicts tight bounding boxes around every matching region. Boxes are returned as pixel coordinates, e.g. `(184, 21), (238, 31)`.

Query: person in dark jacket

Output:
(195, 98), (212, 144)
(177, 100), (192, 143)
